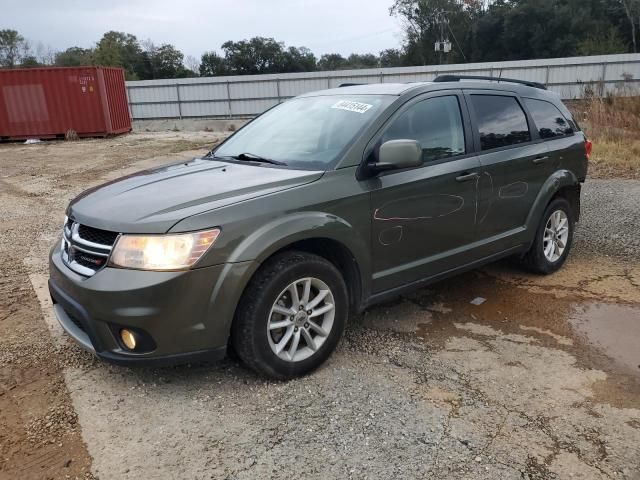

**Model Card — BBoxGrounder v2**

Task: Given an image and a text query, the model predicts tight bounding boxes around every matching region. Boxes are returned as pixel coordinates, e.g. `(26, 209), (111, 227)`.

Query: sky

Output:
(2, 0), (405, 60)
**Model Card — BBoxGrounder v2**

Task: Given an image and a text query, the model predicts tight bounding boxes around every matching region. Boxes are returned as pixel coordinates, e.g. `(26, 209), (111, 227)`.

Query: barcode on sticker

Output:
(331, 100), (373, 114)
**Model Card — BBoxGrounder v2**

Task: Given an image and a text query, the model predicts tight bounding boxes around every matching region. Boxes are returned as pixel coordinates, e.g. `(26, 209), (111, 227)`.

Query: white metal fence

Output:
(126, 54), (640, 120)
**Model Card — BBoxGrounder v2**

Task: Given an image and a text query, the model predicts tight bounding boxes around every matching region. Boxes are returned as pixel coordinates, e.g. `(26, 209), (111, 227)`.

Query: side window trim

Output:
(363, 90), (474, 171)
(463, 89), (540, 155)
(521, 96), (575, 141)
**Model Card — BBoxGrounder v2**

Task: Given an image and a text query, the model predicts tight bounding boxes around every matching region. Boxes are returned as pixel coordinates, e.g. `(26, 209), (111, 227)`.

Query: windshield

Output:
(213, 95), (393, 170)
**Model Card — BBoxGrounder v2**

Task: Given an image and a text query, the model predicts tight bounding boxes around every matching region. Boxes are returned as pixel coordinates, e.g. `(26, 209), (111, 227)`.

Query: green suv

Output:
(49, 76), (590, 379)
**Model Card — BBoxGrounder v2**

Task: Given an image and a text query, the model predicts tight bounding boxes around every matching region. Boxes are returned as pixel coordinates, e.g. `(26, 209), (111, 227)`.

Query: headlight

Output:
(110, 229), (220, 271)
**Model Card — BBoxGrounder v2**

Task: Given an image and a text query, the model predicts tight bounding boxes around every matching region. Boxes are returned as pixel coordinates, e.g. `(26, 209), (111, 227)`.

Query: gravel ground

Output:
(576, 179), (640, 259)
(1, 134), (639, 479)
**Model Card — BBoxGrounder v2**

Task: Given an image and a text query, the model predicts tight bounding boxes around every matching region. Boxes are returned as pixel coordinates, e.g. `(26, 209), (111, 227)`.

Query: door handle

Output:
(455, 172), (479, 182)
(533, 155), (550, 164)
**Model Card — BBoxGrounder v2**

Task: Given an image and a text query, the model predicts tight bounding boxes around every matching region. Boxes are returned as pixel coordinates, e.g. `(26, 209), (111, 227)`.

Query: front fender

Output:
(525, 169), (579, 235)
(227, 211), (370, 277)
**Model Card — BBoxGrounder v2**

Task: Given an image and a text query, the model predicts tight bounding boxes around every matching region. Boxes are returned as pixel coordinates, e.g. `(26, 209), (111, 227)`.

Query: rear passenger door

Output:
(522, 96), (582, 176)
(466, 91), (549, 254)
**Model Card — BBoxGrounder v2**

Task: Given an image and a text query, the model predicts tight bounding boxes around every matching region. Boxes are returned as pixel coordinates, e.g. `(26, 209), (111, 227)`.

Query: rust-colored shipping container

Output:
(0, 66), (131, 140)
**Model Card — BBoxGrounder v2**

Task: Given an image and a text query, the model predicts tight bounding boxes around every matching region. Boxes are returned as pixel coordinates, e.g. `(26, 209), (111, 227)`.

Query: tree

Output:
(149, 44), (191, 78)
(200, 51), (229, 76)
(577, 28), (628, 55)
(347, 53), (379, 68)
(379, 48), (405, 67)
(317, 53), (348, 70)
(618, 0), (640, 52)
(185, 55), (200, 76)
(94, 31), (143, 79)
(391, 0), (473, 65)
(20, 55), (40, 67)
(221, 37), (286, 74)
(280, 46), (317, 72)
(55, 47), (94, 66)
(0, 29), (31, 67)
(35, 42), (56, 65)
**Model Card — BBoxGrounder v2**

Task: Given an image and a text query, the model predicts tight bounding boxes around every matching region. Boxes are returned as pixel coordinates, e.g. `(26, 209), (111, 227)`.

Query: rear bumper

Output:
(49, 241), (257, 366)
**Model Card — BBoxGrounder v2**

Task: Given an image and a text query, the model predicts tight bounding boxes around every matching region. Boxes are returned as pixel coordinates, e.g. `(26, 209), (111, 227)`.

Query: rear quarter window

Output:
(470, 95), (531, 150)
(524, 98), (573, 139)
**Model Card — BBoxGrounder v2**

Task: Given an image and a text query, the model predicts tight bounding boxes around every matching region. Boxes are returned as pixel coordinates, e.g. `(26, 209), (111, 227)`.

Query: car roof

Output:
(298, 82), (429, 96)
(299, 80), (559, 101)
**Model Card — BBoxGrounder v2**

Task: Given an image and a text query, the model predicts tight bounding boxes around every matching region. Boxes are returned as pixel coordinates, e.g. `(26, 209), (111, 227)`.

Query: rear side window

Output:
(470, 95), (531, 150)
(524, 98), (573, 139)
(382, 95), (465, 162)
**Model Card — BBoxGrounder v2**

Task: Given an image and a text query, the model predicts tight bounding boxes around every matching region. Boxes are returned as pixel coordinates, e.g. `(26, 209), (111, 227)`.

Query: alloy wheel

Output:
(543, 209), (569, 262)
(267, 277), (335, 362)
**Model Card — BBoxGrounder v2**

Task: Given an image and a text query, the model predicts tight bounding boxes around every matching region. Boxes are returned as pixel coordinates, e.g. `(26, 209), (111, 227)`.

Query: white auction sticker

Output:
(331, 100), (373, 114)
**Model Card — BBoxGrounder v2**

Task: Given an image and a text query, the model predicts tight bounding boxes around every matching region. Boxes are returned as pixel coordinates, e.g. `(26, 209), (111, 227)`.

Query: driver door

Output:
(366, 92), (482, 293)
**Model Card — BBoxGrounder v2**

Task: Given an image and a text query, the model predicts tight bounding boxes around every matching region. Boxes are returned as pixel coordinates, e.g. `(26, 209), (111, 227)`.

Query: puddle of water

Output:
(570, 303), (640, 374)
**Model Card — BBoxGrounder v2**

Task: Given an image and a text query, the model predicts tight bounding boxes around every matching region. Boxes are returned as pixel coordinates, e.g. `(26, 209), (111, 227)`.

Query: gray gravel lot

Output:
(576, 179), (640, 259)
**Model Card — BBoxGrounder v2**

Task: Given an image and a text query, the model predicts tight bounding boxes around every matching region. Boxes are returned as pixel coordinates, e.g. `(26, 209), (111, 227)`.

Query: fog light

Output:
(120, 329), (137, 350)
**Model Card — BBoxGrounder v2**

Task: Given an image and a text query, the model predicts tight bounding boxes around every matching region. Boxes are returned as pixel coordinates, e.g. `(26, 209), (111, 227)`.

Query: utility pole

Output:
(434, 11), (452, 65)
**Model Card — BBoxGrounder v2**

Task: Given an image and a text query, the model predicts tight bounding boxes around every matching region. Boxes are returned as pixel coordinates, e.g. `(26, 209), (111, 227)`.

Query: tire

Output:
(521, 197), (575, 274)
(230, 251), (348, 380)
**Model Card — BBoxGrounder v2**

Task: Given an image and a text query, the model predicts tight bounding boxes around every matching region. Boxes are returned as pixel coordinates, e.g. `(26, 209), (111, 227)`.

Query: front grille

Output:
(62, 218), (119, 277)
(78, 225), (119, 246)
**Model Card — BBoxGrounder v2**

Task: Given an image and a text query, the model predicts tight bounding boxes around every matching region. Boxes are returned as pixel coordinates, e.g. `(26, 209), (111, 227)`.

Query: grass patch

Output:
(568, 94), (640, 179)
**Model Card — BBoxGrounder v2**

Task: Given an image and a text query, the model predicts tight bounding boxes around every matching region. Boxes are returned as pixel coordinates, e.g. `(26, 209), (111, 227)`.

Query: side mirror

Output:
(373, 139), (423, 174)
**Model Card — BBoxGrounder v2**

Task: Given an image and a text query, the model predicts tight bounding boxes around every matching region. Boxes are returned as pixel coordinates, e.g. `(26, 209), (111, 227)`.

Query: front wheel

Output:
(521, 197), (575, 274)
(231, 251), (348, 379)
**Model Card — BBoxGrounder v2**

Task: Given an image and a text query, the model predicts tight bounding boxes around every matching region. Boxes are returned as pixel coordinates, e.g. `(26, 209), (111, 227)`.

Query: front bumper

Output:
(49, 242), (257, 366)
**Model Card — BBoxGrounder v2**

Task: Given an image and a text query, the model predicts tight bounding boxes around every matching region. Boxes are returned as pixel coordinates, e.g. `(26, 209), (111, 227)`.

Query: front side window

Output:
(471, 95), (531, 150)
(382, 96), (466, 162)
(214, 95), (393, 170)
(524, 98), (573, 139)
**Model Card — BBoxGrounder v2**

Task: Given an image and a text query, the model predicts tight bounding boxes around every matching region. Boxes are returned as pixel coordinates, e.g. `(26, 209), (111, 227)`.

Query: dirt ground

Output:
(0, 132), (638, 479)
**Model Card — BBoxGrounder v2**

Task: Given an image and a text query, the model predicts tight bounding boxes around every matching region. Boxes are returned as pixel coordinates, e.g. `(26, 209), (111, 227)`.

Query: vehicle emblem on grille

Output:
(79, 254), (104, 266)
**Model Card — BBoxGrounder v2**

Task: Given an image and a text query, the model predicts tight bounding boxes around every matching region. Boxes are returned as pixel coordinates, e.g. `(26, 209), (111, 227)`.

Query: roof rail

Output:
(433, 75), (547, 90)
(338, 83), (365, 87)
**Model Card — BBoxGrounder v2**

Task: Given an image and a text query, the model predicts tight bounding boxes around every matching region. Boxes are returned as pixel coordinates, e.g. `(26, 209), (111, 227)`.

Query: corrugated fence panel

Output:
(127, 85), (178, 103)
(279, 78), (328, 97)
(130, 102), (180, 119)
(180, 82), (228, 101)
(126, 54), (640, 119)
(230, 81), (278, 99)
(231, 98), (279, 116)
(181, 101), (229, 117)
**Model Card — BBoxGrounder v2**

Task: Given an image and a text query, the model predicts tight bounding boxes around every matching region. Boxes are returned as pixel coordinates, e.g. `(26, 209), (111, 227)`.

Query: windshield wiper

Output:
(231, 152), (287, 166)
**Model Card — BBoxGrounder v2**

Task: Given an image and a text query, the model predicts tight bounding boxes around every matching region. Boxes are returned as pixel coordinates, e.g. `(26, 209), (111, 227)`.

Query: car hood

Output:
(68, 158), (324, 233)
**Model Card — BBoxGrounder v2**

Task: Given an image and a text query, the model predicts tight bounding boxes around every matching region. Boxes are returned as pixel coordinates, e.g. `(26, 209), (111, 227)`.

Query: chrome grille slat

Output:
(61, 219), (119, 277)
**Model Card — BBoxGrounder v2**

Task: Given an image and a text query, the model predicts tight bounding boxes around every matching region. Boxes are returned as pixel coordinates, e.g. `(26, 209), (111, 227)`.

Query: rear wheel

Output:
(522, 197), (574, 274)
(231, 251), (348, 379)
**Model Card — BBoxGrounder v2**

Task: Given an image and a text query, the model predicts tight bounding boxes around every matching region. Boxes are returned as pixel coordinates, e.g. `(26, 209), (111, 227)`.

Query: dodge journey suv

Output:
(49, 76), (590, 379)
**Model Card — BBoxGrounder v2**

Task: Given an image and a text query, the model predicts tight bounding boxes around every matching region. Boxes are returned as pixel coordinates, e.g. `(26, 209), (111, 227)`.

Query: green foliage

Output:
(578, 28), (629, 56)
(140, 43), (194, 79)
(392, 0), (633, 65)
(0, 29), (31, 67)
(94, 31), (144, 79)
(201, 37), (317, 76)
(20, 55), (40, 67)
(379, 48), (405, 67)
(317, 53), (348, 70)
(3, 0), (638, 78)
(200, 51), (229, 76)
(346, 53), (379, 69)
(55, 47), (94, 66)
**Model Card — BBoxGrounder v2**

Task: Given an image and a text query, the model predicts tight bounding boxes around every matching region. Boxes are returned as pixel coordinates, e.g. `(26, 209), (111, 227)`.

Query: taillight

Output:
(585, 139), (593, 160)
